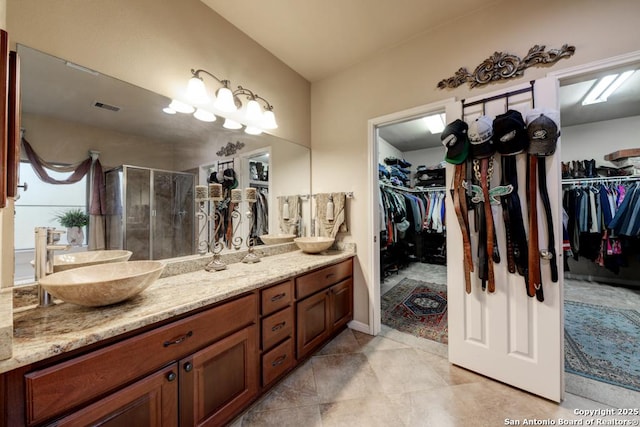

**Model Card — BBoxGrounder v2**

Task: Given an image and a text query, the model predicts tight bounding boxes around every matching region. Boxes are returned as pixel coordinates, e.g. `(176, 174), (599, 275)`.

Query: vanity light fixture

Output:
(165, 68), (279, 133)
(582, 70), (635, 105)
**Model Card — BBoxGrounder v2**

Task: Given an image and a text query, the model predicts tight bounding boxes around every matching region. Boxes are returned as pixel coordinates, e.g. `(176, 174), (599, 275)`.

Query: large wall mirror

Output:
(14, 44), (311, 284)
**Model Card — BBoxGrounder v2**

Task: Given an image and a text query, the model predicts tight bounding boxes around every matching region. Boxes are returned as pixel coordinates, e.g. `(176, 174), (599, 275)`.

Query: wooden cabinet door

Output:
(329, 278), (353, 331)
(179, 325), (258, 427)
(296, 290), (330, 360)
(55, 364), (178, 427)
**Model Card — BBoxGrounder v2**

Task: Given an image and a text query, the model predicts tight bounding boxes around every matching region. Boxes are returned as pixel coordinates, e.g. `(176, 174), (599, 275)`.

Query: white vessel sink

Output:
(294, 237), (335, 254)
(38, 260), (164, 307)
(259, 234), (296, 245)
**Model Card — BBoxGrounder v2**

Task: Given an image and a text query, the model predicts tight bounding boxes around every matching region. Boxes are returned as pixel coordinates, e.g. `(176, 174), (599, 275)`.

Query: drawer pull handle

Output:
(325, 273), (336, 280)
(166, 371), (177, 382)
(272, 354), (287, 367)
(271, 321), (286, 332)
(163, 330), (193, 347)
(270, 293), (286, 302)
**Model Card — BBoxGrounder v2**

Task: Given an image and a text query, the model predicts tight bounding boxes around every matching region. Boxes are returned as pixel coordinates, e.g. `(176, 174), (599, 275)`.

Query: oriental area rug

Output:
(564, 300), (640, 392)
(381, 278), (448, 344)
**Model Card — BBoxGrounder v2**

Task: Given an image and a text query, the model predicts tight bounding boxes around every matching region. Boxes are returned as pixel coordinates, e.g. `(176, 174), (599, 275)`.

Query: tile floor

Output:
(232, 262), (639, 426)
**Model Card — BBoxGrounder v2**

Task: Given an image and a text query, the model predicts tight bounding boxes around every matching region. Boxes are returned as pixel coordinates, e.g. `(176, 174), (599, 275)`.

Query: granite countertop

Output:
(0, 248), (355, 374)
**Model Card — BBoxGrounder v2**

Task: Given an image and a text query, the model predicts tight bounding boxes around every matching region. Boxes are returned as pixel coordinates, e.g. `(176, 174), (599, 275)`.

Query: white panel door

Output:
(447, 77), (564, 402)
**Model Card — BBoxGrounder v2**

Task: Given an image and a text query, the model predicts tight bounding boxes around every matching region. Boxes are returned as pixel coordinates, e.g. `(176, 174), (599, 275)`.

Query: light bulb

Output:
(214, 87), (237, 112)
(193, 108), (216, 122)
(169, 99), (195, 114)
(262, 110), (278, 129)
(186, 77), (210, 104)
(162, 107), (176, 114)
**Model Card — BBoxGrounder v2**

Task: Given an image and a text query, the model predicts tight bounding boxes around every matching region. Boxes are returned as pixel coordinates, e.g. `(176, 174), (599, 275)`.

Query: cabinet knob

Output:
(166, 371), (176, 382)
(184, 362), (193, 372)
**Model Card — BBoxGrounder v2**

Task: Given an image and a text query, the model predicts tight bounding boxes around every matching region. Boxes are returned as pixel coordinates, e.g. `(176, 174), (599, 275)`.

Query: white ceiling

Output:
(201, 0), (499, 83)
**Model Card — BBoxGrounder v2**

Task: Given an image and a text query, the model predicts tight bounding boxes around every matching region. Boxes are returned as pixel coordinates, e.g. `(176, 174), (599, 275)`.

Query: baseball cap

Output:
(493, 110), (528, 156)
(526, 109), (560, 157)
(468, 115), (495, 159)
(441, 119), (469, 164)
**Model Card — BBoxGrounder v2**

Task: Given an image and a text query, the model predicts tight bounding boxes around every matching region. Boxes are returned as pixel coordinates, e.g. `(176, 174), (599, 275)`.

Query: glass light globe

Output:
(245, 126), (263, 135)
(223, 118), (243, 130)
(193, 108), (216, 122)
(214, 87), (237, 112)
(262, 110), (278, 129)
(245, 99), (263, 122)
(186, 77), (210, 104)
(169, 99), (195, 114)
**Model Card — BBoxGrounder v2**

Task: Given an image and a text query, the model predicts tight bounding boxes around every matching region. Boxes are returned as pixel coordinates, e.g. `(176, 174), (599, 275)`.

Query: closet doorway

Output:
(555, 55), (640, 408)
(372, 101), (451, 354)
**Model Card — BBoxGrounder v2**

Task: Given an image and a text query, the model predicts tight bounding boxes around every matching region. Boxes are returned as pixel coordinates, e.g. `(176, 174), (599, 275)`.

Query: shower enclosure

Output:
(105, 165), (195, 260)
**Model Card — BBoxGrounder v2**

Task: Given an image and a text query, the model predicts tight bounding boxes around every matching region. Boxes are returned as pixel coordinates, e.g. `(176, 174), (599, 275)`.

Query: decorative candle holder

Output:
(242, 193), (260, 264)
(230, 190), (243, 250)
(195, 187), (228, 271)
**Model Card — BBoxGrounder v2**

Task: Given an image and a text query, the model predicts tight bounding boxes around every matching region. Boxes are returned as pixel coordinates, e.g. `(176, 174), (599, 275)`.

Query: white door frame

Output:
(367, 98), (455, 335)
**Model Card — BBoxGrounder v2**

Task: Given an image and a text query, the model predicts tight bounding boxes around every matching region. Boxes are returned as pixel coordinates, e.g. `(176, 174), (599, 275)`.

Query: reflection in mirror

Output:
(13, 45), (310, 285)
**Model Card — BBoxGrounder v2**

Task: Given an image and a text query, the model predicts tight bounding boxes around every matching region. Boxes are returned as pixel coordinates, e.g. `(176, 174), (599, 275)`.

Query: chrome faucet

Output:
(34, 227), (70, 307)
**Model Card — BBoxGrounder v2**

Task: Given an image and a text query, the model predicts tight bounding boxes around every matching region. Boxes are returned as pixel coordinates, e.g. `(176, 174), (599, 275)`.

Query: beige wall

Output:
(6, 0), (311, 147)
(310, 0), (640, 326)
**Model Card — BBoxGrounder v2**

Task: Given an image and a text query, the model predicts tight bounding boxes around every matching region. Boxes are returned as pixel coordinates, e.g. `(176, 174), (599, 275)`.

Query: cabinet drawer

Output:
(262, 338), (294, 387)
(261, 280), (293, 315)
(262, 306), (294, 351)
(295, 259), (352, 299)
(25, 293), (257, 425)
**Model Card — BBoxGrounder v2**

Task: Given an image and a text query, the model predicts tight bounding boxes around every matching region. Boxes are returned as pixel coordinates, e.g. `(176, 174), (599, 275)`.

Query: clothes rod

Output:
(310, 192), (354, 199)
(561, 175), (640, 185)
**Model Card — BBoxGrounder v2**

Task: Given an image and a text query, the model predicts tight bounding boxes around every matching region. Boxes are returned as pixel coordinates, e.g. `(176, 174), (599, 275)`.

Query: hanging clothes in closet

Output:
(251, 187), (269, 240)
(379, 183), (446, 276)
(562, 178), (640, 274)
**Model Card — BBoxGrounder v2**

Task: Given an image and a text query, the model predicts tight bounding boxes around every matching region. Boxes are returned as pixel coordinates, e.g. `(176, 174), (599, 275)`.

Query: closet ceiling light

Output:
(423, 113), (446, 134)
(165, 68), (278, 133)
(582, 70), (635, 105)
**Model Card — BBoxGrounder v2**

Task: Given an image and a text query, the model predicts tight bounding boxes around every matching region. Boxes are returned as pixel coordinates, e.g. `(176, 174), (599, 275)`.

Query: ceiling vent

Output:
(93, 101), (120, 112)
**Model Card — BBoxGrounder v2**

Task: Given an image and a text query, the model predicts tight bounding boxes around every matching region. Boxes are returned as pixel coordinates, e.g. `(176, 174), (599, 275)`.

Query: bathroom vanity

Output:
(0, 249), (354, 426)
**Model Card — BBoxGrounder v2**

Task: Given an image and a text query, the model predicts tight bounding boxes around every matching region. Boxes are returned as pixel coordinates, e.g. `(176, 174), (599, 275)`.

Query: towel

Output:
(278, 195), (301, 235)
(316, 192), (347, 238)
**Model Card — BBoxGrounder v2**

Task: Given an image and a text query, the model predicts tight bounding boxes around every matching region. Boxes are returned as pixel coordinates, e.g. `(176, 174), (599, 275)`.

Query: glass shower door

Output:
(125, 167), (151, 260)
(152, 170), (195, 259)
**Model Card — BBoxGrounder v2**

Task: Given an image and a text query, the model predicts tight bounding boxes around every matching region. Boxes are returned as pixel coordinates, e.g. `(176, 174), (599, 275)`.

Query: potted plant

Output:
(55, 209), (90, 246)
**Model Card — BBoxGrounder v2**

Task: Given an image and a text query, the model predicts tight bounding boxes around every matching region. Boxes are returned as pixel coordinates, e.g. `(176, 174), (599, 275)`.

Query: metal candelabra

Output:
(242, 199), (260, 263)
(195, 185), (228, 271)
